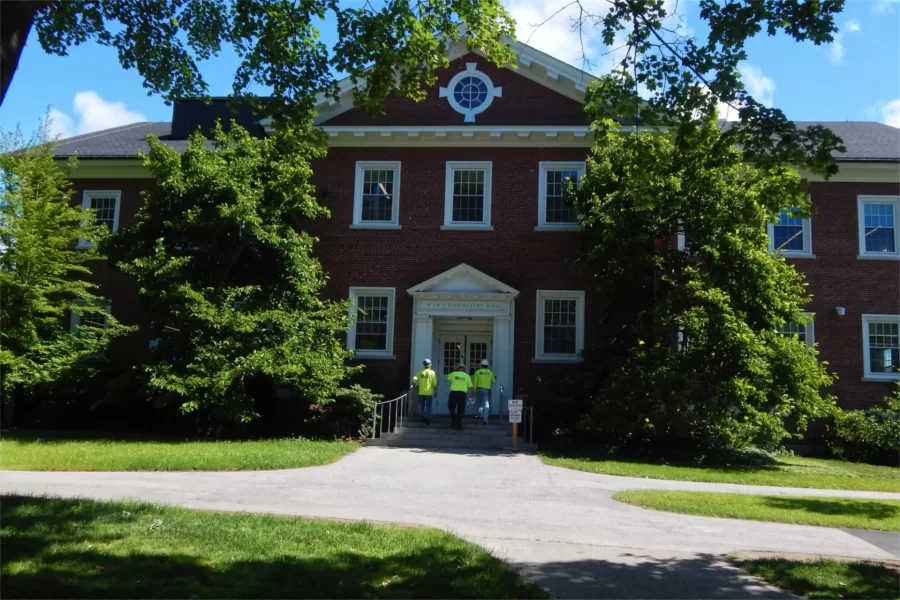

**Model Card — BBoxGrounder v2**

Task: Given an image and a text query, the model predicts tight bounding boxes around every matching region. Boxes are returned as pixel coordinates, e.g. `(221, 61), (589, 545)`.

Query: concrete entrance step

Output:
(395, 427), (511, 438)
(366, 436), (536, 451)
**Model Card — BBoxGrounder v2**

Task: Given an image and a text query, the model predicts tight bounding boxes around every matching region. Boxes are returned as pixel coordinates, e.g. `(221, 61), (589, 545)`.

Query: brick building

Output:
(55, 40), (900, 414)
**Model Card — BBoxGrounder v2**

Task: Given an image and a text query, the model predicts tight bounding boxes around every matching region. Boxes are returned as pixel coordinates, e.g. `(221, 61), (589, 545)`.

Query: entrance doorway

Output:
(432, 321), (492, 415)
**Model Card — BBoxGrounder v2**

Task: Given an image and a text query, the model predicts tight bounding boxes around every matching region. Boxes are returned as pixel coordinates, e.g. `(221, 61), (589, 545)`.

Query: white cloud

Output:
(739, 62), (775, 107)
(47, 108), (75, 140)
(872, 0), (897, 14)
(506, 0), (685, 73)
(880, 99), (900, 128)
(827, 21), (862, 65)
(47, 91), (146, 140)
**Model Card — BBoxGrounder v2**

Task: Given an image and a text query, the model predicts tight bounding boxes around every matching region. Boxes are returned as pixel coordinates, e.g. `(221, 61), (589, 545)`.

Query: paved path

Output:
(3, 447), (899, 598)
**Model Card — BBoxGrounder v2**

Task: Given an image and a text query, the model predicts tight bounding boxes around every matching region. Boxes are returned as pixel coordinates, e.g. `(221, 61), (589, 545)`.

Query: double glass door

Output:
(433, 334), (492, 415)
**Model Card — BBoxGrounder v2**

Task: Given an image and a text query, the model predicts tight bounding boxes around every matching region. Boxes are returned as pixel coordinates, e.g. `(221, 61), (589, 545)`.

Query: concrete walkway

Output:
(3, 447), (899, 599)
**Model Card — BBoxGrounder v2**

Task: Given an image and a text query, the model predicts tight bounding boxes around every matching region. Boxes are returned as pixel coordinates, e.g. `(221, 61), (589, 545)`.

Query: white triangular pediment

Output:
(407, 263), (519, 296)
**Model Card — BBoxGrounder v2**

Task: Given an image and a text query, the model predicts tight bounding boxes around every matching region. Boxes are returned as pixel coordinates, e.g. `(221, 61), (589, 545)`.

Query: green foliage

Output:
(580, 0), (846, 177)
(33, 0), (515, 125)
(321, 384), (384, 439)
(568, 119), (835, 453)
(0, 124), (132, 421)
(825, 391), (900, 466)
(108, 122), (356, 424)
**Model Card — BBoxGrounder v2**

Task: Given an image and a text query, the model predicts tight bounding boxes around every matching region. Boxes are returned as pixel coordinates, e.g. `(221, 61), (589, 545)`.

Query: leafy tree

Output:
(566, 118), (836, 453)
(1, 0), (515, 124)
(107, 122), (355, 424)
(0, 124), (132, 426)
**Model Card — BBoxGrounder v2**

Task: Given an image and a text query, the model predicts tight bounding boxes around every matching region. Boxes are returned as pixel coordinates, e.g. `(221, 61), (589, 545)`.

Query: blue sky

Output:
(2, 0), (898, 137)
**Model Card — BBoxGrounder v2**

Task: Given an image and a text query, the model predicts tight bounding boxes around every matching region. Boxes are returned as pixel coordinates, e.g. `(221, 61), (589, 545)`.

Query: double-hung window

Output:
(347, 287), (396, 358)
(534, 290), (585, 362)
(70, 299), (112, 334)
(768, 207), (812, 256)
(353, 162), (401, 228)
(776, 314), (815, 348)
(862, 315), (900, 380)
(537, 162), (585, 229)
(858, 196), (900, 259)
(443, 162), (492, 229)
(77, 190), (121, 248)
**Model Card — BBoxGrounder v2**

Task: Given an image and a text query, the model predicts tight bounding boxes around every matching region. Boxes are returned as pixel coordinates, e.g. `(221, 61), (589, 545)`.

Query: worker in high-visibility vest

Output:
(447, 363), (474, 430)
(412, 358), (437, 426)
(473, 359), (496, 425)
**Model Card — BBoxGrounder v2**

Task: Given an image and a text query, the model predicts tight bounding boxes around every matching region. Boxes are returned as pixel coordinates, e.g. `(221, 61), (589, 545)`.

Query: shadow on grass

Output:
(539, 450), (789, 473)
(763, 497), (900, 521)
(734, 558), (899, 600)
(0, 429), (194, 446)
(0, 496), (543, 600)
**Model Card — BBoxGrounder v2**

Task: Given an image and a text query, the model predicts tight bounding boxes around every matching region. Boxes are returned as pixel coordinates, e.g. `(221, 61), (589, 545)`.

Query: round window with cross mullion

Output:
(439, 63), (502, 122)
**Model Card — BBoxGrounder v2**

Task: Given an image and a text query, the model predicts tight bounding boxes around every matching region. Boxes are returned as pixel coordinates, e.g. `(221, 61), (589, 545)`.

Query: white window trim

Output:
(70, 299), (112, 333)
(352, 161), (401, 228)
(857, 195), (900, 260)
(438, 63), (502, 123)
(861, 314), (900, 381)
(536, 161), (585, 230)
(768, 204), (813, 257)
(778, 312), (815, 348)
(444, 161), (492, 228)
(534, 290), (585, 363)
(77, 190), (121, 249)
(347, 286), (396, 359)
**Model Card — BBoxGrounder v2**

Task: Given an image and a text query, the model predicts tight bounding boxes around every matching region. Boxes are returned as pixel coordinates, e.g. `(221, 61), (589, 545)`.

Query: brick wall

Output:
(322, 53), (586, 127)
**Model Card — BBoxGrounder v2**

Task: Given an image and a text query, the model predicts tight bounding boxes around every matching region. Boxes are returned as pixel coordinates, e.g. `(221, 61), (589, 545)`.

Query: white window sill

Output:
(440, 225), (494, 231)
(857, 254), (900, 261)
(862, 375), (900, 382)
(780, 252), (816, 259)
(532, 357), (583, 364)
(534, 225), (581, 232)
(353, 353), (396, 360)
(349, 223), (402, 230)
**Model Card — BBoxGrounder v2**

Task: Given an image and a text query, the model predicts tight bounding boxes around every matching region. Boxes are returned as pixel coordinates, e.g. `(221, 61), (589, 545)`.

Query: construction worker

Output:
(412, 359), (437, 426)
(447, 363), (473, 430)
(473, 359), (496, 425)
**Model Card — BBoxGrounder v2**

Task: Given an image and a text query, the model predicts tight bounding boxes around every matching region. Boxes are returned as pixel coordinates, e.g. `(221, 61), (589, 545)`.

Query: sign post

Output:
(508, 400), (523, 450)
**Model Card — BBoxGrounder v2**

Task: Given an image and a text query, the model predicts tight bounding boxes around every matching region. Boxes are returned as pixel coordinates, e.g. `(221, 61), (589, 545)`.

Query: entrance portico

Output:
(408, 264), (519, 415)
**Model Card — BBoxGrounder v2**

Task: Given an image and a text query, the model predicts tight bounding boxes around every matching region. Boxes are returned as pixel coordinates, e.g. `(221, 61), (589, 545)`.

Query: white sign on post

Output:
(508, 411), (522, 423)
(508, 399), (523, 410)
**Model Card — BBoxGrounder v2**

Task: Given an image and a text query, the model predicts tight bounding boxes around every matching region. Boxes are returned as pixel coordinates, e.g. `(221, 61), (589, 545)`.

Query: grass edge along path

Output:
(612, 490), (900, 531)
(539, 452), (900, 493)
(0, 430), (359, 471)
(731, 556), (900, 600)
(0, 495), (547, 599)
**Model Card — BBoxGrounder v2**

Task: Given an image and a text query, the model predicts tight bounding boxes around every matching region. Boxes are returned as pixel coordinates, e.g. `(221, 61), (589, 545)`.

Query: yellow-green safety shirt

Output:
(447, 371), (473, 392)
(413, 368), (438, 396)
(473, 368), (496, 390)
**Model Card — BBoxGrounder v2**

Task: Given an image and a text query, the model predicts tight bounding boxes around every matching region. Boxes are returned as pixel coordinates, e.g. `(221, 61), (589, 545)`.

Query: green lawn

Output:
(733, 558), (899, 600)
(0, 495), (546, 599)
(540, 452), (900, 492)
(0, 430), (358, 471)
(612, 490), (900, 531)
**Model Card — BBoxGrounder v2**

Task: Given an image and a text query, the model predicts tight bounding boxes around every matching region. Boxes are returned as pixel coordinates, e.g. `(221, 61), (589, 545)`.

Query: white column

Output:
(492, 315), (512, 414)
(411, 314), (433, 379)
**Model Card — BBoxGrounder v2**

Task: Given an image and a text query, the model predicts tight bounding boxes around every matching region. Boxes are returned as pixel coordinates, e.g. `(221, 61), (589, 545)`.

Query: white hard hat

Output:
(481, 359), (489, 366)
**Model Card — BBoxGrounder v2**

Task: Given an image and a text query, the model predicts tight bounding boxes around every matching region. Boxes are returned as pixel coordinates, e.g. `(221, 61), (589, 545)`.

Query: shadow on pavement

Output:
(515, 553), (793, 599)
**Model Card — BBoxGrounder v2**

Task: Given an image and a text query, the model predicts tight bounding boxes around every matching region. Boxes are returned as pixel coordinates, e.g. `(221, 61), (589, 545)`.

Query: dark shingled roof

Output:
(54, 119), (900, 163)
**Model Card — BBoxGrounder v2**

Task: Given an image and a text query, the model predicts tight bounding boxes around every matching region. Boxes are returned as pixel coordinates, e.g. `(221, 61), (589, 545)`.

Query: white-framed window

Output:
(347, 287), (396, 358)
(537, 162), (585, 229)
(352, 161), (401, 228)
(768, 207), (812, 256)
(438, 63), (502, 123)
(443, 161), (492, 229)
(534, 290), (585, 362)
(858, 196), (900, 259)
(862, 314), (900, 380)
(70, 299), (112, 334)
(777, 313), (815, 348)
(77, 190), (121, 248)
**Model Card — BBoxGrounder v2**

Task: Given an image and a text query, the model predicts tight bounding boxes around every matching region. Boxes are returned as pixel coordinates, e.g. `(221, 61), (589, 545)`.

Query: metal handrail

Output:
(370, 385), (413, 439)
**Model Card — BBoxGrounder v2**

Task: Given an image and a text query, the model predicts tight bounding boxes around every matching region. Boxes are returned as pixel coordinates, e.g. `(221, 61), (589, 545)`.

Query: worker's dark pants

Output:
(448, 391), (467, 429)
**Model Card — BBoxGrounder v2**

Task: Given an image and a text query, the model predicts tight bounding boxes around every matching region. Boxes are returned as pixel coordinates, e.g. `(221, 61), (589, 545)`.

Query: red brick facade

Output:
(72, 54), (900, 410)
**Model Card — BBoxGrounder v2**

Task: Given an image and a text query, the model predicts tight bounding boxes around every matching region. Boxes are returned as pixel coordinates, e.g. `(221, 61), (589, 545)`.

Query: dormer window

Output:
(439, 63), (502, 122)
